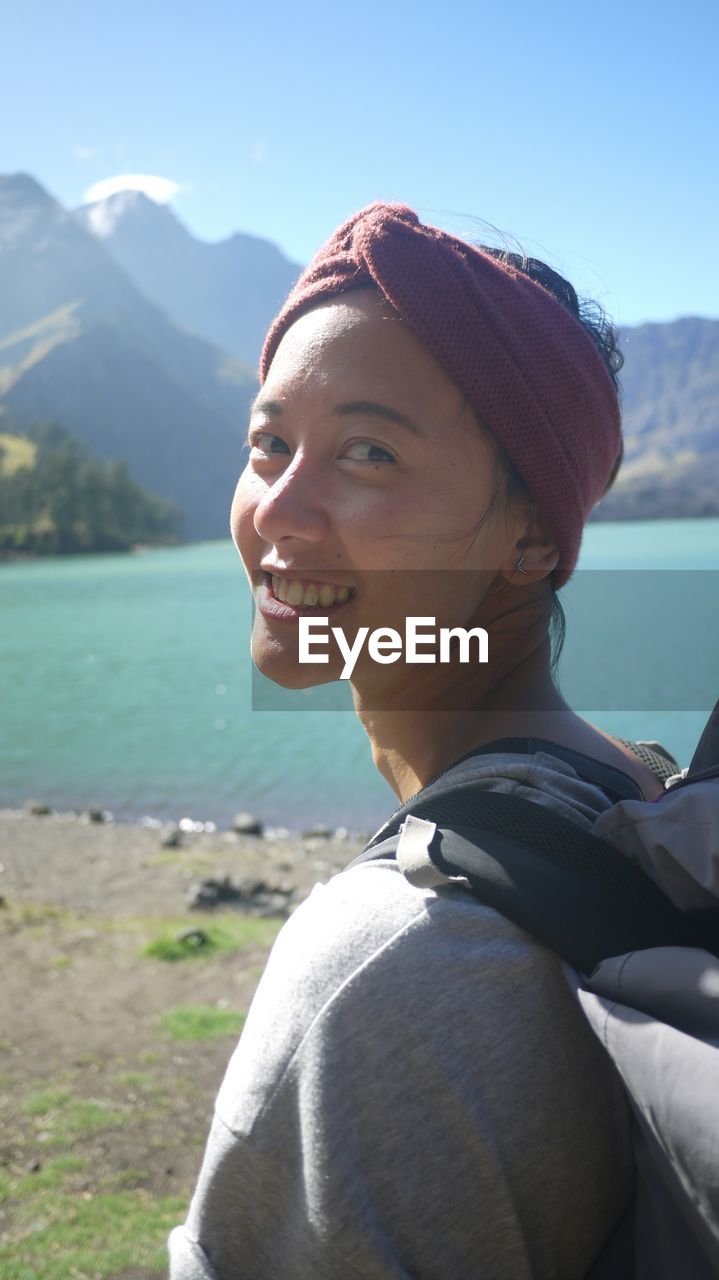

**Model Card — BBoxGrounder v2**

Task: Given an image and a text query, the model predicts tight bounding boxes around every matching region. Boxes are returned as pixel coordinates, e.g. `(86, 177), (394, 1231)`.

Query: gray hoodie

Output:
(169, 753), (636, 1280)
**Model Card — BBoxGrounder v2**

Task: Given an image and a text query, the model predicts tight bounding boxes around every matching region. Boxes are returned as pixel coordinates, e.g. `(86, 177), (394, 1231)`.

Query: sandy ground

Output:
(0, 809), (367, 1275)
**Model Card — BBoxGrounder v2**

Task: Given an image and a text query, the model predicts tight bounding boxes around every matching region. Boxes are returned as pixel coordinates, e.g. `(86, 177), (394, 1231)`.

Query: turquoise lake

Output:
(1, 519), (718, 831)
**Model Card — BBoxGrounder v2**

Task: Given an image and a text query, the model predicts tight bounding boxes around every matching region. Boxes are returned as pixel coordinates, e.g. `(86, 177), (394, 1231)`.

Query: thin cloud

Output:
(83, 174), (180, 205)
(249, 141), (268, 167)
(73, 145), (98, 160)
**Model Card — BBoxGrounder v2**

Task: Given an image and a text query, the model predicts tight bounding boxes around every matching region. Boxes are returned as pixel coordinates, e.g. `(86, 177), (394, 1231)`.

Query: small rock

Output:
(160, 825), (183, 848)
(175, 928), (210, 950)
(232, 811), (263, 836)
(302, 824), (332, 839)
(25, 1158), (42, 1174)
(187, 873), (293, 916)
(25, 800), (51, 816)
(86, 808), (106, 824)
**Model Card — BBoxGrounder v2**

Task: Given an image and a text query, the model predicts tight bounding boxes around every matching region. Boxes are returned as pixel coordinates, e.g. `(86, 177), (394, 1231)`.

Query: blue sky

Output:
(3, 0), (717, 327)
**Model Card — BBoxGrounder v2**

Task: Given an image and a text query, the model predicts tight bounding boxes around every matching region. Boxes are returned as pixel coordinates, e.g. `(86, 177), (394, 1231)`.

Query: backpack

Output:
(346, 705), (719, 1279)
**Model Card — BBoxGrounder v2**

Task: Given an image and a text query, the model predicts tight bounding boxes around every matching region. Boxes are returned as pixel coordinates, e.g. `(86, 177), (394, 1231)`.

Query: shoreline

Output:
(2, 513), (719, 567)
(0, 805), (369, 924)
(0, 540), (180, 564)
(0, 802), (373, 844)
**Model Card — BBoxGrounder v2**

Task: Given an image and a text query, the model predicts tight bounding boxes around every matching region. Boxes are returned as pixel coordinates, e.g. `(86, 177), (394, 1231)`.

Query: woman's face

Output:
(231, 288), (528, 694)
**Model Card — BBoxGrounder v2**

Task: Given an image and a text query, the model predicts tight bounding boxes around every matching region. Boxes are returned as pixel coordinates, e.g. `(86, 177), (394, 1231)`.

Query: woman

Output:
(169, 203), (663, 1279)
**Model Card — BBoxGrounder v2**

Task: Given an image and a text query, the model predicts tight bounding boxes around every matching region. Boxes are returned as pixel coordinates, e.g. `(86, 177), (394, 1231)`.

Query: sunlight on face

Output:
(231, 289), (523, 691)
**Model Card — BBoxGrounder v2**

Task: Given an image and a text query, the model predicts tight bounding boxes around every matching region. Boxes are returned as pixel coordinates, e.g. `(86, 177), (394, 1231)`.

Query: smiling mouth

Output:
(262, 572), (356, 611)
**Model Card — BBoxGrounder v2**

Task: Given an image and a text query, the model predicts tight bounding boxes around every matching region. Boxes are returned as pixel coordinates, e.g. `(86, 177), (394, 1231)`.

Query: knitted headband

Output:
(260, 202), (622, 587)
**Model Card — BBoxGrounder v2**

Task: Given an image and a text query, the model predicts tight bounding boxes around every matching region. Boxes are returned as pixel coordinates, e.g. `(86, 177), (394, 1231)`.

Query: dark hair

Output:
(479, 248), (625, 667)
(483, 249), (624, 386)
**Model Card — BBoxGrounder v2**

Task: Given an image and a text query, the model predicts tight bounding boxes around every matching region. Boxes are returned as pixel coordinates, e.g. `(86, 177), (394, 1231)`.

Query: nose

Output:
(253, 458), (331, 547)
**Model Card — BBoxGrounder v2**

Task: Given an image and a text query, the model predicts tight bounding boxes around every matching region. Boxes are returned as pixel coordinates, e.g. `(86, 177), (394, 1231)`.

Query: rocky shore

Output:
(0, 803), (369, 918)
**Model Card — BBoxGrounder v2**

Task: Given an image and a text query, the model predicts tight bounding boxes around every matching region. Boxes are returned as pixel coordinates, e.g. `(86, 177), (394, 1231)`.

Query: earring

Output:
(515, 556), (529, 574)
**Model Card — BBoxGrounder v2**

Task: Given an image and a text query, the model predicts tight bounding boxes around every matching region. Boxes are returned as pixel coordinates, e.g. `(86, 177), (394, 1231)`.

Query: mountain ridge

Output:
(0, 174), (257, 540)
(75, 188), (302, 367)
(1, 172), (718, 531)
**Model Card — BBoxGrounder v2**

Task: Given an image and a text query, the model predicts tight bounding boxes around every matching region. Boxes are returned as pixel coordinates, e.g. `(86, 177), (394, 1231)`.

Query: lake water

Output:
(1, 519), (717, 831)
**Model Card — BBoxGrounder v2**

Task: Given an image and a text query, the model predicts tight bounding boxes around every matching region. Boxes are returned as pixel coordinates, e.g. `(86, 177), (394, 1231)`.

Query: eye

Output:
(248, 430), (290, 455)
(341, 440), (396, 464)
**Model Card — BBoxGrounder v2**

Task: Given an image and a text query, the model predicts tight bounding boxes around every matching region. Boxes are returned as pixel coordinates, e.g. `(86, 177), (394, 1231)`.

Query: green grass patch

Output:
(0, 1182), (186, 1279)
(141, 914), (281, 962)
(21, 1089), (126, 1140)
(160, 1004), (246, 1042)
(12, 1156), (86, 1197)
(0, 432), (37, 475)
(58, 1100), (127, 1137)
(115, 1070), (156, 1089)
(21, 1089), (72, 1117)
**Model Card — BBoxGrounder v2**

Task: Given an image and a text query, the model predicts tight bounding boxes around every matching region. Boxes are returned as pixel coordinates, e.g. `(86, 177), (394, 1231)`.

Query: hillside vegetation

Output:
(0, 419), (180, 555)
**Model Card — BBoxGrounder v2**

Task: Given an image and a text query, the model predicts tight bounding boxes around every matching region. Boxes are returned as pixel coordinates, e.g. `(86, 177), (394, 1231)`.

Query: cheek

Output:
(230, 469), (261, 563)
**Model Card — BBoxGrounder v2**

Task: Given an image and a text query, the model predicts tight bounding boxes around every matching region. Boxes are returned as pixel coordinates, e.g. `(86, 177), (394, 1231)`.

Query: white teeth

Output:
(269, 576), (352, 607)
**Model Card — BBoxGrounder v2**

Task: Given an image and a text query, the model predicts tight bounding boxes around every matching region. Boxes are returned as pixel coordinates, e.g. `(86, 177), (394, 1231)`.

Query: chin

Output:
(251, 637), (342, 690)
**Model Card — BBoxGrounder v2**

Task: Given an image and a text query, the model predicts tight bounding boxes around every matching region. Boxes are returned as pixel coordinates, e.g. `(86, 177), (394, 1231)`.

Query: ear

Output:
(500, 504), (559, 586)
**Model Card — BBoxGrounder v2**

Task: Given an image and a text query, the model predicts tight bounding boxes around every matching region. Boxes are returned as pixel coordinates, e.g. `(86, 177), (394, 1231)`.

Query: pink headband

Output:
(260, 202), (622, 586)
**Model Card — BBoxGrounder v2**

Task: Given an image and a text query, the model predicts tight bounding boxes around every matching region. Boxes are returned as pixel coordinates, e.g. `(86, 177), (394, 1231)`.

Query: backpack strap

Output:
(667, 696), (719, 791)
(615, 738), (680, 785)
(437, 736), (648, 804)
(346, 784), (719, 973)
(689, 696), (719, 777)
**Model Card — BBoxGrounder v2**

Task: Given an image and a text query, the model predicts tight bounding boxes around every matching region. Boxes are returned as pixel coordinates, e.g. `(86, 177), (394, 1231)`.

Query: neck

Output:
(352, 583), (572, 802)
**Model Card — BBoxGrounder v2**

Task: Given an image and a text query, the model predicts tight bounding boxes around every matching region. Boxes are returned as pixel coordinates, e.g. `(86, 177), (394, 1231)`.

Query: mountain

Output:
(76, 190), (301, 368)
(593, 317), (719, 520)
(0, 174), (257, 541)
(63, 187), (719, 523)
(1, 173), (717, 533)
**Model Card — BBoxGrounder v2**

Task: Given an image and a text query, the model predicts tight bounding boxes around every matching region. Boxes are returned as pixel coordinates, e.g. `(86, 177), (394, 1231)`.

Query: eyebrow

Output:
(249, 397), (424, 438)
